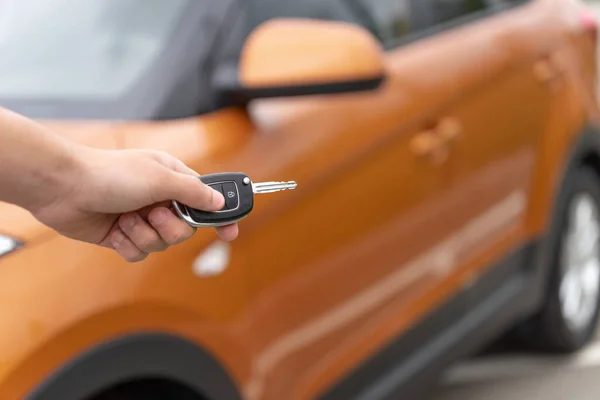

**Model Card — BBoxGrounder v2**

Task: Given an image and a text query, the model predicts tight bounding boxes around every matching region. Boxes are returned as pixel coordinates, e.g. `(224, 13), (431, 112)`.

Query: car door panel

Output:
(241, 91), (456, 400)
(220, 1), (553, 399)
(434, 2), (555, 285)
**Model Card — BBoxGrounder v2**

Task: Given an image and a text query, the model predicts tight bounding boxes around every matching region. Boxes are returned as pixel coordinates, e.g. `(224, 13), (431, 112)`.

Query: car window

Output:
(0, 0), (189, 100)
(348, 0), (416, 46)
(428, 0), (487, 25)
(246, 0), (367, 32)
(352, 0), (498, 48)
(0, 0), (238, 120)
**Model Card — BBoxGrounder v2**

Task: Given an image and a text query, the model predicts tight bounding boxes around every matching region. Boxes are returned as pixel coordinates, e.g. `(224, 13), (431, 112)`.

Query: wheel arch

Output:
(24, 332), (243, 400)
(529, 122), (600, 307)
(558, 124), (600, 185)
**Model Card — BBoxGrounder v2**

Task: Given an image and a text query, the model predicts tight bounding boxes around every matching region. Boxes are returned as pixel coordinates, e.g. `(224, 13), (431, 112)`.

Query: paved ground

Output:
(429, 330), (600, 399)
(429, 1), (600, 399)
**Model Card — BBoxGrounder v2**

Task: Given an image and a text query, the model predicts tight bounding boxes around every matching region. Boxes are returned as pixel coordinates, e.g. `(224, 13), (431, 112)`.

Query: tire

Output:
(521, 166), (600, 353)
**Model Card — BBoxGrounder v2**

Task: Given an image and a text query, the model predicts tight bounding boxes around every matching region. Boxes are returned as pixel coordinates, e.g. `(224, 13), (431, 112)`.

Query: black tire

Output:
(519, 166), (600, 353)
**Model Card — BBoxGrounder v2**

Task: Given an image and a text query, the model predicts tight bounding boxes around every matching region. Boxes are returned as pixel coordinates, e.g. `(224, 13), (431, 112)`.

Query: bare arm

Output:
(0, 107), (81, 211)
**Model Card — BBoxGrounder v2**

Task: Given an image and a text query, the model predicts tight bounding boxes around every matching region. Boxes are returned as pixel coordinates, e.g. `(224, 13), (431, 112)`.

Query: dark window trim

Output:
(377, 0), (527, 51)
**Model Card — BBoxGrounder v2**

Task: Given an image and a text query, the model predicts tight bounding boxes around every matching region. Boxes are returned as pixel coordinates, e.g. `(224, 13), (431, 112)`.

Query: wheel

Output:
(524, 166), (600, 352)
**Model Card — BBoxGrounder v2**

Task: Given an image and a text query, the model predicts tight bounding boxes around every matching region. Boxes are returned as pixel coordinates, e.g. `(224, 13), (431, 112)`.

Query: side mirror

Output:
(213, 18), (387, 105)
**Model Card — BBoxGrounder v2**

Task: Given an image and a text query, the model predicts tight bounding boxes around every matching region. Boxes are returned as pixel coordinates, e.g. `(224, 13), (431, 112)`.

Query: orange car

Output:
(1, 0), (599, 399)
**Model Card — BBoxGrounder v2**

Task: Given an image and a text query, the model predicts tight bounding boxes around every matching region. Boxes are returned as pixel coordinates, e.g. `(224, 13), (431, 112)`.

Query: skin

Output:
(0, 107), (238, 262)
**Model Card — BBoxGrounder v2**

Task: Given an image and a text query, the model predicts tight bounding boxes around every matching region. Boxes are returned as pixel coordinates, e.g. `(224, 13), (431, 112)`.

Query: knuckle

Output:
(136, 232), (166, 252)
(149, 150), (175, 167)
(167, 232), (185, 245)
(166, 228), (190, 245)
(152, 240), (169, 252)
(138, 237), (159, 252)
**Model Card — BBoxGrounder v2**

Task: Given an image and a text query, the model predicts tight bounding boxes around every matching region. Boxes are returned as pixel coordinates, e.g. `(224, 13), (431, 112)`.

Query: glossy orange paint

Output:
(239, 19), (385, 87)
(0, 0), (597, 399)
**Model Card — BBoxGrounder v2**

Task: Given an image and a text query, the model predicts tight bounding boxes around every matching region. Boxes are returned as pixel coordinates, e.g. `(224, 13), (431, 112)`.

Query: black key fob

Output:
(172, 172), (255, 227)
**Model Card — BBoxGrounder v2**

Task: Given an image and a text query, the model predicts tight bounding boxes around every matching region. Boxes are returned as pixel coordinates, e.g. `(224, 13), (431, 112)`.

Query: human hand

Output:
(30, 146), (239, 262)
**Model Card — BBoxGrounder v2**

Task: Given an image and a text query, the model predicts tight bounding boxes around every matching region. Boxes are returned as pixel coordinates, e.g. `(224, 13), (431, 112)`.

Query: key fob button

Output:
(209, 183), (224, 194)
(222, 182), (239, 210)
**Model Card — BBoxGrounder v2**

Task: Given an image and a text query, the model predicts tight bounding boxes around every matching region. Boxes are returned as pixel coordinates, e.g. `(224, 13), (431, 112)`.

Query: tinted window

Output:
(0, 0), (237, 120)
(350, 0), (416, 45)
(247, 0), (363, 28)
(0, 0), (189, 100)
(428, 0), (487, 25)
(353, 0), (496, 47)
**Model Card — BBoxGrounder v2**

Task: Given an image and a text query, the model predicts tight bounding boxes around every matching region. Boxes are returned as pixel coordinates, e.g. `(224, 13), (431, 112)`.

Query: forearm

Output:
(0, 107), (81, 212)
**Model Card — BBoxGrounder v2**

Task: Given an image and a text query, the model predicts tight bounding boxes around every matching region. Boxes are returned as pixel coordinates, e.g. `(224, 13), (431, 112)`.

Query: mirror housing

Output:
(213, 18), (386, 105)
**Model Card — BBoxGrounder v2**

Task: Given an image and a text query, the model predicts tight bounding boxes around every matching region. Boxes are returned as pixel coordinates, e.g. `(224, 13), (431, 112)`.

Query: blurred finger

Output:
(110, 228), (148, 263)
(148, 207), (196, 245)
(215, 223), (239, 241)
(118, 212), (168, 253)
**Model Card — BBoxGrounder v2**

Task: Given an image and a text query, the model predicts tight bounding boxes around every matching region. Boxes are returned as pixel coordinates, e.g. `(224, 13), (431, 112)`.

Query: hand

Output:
(31, 146), (239, 262)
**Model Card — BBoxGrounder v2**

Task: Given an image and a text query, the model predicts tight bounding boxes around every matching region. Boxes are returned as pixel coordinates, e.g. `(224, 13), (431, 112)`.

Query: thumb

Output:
(155, 170), (225, 211)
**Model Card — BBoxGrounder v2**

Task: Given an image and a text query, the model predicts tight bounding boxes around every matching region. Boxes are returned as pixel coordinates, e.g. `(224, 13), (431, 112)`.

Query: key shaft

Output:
(252, 181), (297, 194)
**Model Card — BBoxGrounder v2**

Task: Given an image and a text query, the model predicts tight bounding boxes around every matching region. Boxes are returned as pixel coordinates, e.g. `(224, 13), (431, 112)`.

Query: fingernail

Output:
(112, 231), (126, 248)
(212, 189), (225, 210)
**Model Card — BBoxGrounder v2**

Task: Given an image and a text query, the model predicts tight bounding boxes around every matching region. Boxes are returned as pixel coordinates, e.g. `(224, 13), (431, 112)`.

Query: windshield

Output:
(0, 0), (188, 100)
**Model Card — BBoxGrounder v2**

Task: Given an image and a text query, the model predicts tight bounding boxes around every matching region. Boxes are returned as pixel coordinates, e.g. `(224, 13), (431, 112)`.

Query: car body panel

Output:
(0, 0), (598, 399)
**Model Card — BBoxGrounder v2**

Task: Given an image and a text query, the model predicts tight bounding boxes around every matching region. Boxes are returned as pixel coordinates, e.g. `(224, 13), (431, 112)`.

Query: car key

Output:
(172, 172), (297, 227)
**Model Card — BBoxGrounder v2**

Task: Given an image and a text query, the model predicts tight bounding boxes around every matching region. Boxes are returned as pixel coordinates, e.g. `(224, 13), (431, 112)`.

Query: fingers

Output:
(118, 212), (168, 253)
(104, 208), (194, 263)
(215, 223), (239, 241)
(109, 228), (147, 263)
(154, 171), (225, 212)
(147, 151), (229, 214)
(147, 152), (225, 212)
(147, 207), (196, 245)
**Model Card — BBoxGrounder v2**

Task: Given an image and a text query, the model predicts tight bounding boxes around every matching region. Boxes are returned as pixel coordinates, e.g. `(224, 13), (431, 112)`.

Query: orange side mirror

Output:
(213, 18), (386, 104)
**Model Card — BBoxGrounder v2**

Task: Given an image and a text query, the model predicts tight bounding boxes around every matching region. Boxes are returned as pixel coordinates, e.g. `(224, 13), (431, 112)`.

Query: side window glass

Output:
(428, 0), (487, 25)
(247, 0), (364, 28)
(349, 0), (415, 45)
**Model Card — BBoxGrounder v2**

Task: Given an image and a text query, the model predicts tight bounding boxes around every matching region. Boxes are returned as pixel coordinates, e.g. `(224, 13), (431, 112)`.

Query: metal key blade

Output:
(252, 181), (297, 194)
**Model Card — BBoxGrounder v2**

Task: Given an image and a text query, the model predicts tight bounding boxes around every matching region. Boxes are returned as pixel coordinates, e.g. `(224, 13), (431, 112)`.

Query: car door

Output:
(414, 0), (554, 293)
(231, 1), (476, 399)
